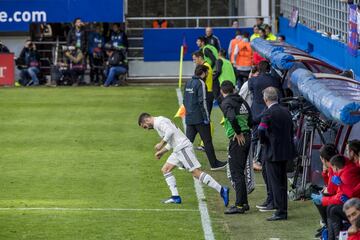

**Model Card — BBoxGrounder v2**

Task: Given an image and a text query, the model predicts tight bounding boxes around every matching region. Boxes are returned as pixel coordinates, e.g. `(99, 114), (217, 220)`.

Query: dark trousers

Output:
(206, 92), (214, 115)
(327, 204), (347, 240)
(315, 203), (328, 226)
(89, 55), (104, 83)
(228, 133), (251, 206)
(261, 147), (274, 206)
(186, 123), (218, 168)
(265, 160), (288, 214)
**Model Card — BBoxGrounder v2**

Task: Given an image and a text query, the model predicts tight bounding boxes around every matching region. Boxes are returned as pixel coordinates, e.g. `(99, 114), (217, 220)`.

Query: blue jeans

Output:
(104, 66), (127, 86)
(20, 67), (40, 86)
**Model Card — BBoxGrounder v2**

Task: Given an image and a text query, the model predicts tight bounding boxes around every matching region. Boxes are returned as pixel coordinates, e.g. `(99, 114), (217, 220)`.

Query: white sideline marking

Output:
(0, 207), (199, 212)
(176, 88), (215, 240)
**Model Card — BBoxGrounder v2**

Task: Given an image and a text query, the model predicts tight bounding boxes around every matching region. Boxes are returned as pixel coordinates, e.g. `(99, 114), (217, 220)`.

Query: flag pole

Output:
(178, 45), (184, 89)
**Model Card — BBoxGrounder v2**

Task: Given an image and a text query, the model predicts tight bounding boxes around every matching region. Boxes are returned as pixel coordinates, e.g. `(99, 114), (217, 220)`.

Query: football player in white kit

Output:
(138, 113), (229, 205)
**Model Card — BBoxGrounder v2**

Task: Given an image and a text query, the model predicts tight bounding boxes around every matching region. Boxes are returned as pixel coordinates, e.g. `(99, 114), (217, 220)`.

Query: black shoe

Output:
(255, 202), (268, 209)
(242, 204), (250, 211)
(224, 205), (245, 214)
(259, 205), (276, 212)
(266, 213), (287, 221)
(210, 161), (227, 171)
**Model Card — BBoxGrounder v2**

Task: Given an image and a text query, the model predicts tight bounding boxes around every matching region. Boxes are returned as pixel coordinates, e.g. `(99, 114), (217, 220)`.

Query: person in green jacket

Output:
(213, 49), (237, 101)
(220, 80), (253, 214)
(196, 36), (218, 69)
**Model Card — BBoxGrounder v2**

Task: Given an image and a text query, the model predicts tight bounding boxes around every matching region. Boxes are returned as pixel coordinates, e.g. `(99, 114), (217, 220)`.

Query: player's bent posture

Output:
(138, 112), (229, 205)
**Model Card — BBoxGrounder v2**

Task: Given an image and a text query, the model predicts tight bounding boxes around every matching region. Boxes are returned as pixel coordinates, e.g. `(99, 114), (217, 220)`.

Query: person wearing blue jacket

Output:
(183, 64), (227, 170)
(88, 25), (105, 84)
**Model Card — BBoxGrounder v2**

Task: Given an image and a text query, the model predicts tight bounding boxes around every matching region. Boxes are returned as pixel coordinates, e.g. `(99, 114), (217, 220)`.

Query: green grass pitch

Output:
(0, 86), (319, 240)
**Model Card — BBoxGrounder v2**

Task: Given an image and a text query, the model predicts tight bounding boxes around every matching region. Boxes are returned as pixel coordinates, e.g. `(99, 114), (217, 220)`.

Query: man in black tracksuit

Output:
(183, 65), (227, 170)
(220, 81), (252, 214)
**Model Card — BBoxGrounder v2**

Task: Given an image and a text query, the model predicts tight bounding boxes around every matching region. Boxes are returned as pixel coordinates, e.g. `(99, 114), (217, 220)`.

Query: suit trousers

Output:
(186, 123), (218, 168)
(265, 160), (288, 214)
(228, 133), (251, 206)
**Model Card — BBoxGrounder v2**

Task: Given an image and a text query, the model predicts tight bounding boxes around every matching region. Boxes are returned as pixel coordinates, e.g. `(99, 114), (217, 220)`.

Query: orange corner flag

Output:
(174, 104), (186, 118)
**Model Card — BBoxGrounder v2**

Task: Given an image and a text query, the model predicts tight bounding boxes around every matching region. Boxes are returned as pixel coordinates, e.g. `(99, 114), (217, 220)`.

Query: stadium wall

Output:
(278, 16), (360, 80)
(143, 27), (253, 61)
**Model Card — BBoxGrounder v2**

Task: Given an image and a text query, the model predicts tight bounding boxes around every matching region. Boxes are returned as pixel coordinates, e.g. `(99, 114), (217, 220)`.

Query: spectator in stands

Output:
(228, 30), (242, 65)
(250, 25), (260, 41)
(213, 49), (236, 102)
(17, 40), (41, 86)
(232, 32), (253, 89)
(152, 12), (168, 28)
(0, 40), (10, 53)
(183, 64), (227, 171)
(192, 50), (215, 152)
(88, 24), (105, 85)
(205, 27), (221, 52)
(40, 23), (53, 41)
(110, 23), (128, 52)
(278, 35), (286, 42)
(196, 36), (218, 69)
(265, 26), (277, 41)
(256, 17), (267, 29)
(67, 18), (87, 53)
(344, 198), (360, 240)
(103, 44), (128, 87)
(61, 45), (85, 86)
(232, 20), (239, 28)
(258, 28), (267, 40)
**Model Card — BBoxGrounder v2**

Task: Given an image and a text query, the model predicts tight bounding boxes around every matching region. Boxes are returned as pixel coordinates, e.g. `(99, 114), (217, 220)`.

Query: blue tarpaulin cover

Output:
(250, 38), (294, 70)
(291, 69), (360, 125)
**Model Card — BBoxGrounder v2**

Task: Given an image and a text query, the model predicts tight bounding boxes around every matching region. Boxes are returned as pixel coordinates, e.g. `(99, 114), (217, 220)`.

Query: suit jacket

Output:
(258, 103), (295, 162)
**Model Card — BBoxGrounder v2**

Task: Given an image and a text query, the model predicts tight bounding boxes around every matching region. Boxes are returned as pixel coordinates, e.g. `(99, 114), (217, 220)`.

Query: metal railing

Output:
(126, 15), (272, 29)
(280, 0), (360, 42)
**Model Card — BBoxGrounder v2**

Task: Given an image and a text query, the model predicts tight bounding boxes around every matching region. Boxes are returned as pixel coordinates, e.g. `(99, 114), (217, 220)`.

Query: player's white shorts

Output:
(167, 146), (201, 172)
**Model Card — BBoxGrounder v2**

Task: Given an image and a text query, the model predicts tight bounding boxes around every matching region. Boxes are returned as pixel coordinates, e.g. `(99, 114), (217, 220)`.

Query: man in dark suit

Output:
(258, 87), (295, 221)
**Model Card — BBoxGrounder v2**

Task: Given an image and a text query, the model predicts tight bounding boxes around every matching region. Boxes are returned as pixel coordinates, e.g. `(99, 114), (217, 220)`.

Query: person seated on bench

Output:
(103, 43), (127, 87)
(17, 40), (41, 86)
(61, 45), (85, 86)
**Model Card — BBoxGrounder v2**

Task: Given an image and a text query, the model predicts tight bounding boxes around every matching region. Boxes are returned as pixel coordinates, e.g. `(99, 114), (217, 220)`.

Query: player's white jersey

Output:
(153, 116), (192, 152)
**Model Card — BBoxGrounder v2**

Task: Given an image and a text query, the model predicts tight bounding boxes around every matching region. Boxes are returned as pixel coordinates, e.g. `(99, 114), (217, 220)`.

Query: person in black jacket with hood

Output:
(67, 18), (87, 53)
(183, 64), (227, 170)
(103, 44), (127, 87)
(220, 80), (253, 214)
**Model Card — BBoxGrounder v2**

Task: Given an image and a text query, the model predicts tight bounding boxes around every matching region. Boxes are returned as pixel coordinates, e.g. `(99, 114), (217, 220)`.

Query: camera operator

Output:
(88, 24), (105, 85)
(0, 40), (10, 53)
(17, 40), (41, 86)
(60, 45), (85, 86)
(103, 44), (127, 87)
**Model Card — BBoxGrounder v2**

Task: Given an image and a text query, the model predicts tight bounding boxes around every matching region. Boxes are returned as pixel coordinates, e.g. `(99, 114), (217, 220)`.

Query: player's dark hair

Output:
(73, 17), (81, 25)
(330, 155), (346, 169)
(192, 50), (204, 58)
(197, 36), (206, 43)
(138, 112), (151, 126)
(258, 61), (270, 73)
(221, 81), (235, 94)
(349, 140), (360, 156)
(219, 49), (227, 58)
(194, 64), (209, 77)
(320, 143), (339, 162)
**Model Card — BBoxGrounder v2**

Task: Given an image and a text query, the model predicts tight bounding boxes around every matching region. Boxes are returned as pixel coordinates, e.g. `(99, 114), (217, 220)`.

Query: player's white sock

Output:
(164, 172), (179, 196)
(199, 172), (222, 193)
